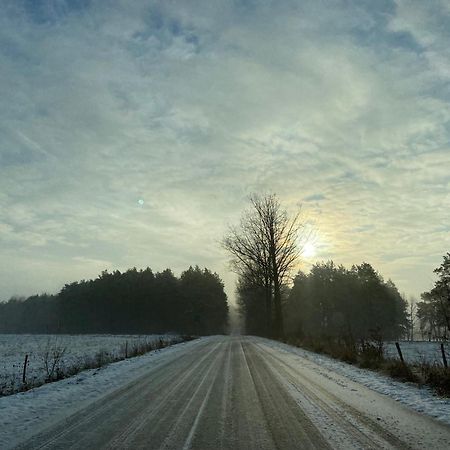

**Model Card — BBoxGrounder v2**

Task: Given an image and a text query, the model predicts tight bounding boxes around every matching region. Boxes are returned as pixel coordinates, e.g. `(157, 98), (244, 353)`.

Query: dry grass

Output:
(0, 335), (195, 397)
(286, 336), (450, 396)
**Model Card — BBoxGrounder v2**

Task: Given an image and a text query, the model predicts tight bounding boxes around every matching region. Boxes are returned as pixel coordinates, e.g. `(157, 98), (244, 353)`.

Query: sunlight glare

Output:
(302, 242), (316, 258)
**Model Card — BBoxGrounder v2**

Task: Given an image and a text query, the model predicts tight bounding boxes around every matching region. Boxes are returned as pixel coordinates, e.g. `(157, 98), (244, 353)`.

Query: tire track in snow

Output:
(12, 336), (450, 450)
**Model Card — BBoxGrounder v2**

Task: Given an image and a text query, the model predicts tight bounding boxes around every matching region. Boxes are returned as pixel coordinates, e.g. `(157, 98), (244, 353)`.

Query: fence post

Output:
(441, 343), (448, 368)
(22, 354), (29, 384)
(395, 342), (405, 364)
(125, 341), (128, 359)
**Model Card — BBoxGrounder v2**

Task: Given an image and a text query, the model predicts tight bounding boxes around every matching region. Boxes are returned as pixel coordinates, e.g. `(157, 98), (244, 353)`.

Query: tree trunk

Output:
(265, 277), (272, 338)
(268, 221), (285, 339)
(271, 247), (284, 339)
(273, 278), (284, 339)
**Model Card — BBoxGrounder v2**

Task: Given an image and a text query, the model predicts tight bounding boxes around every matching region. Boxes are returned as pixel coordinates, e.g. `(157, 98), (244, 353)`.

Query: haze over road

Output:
(16, 336), (450, 450)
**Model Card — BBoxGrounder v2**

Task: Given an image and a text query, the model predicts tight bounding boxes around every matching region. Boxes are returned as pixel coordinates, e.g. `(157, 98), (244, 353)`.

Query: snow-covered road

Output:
(6, 336), (450, 449)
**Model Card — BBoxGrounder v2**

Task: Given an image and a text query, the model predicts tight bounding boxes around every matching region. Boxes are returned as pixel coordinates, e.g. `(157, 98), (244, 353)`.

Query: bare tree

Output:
(408, 297), (417, 341)
(223, 210), (273, 335)
(223, 194), (304, 338)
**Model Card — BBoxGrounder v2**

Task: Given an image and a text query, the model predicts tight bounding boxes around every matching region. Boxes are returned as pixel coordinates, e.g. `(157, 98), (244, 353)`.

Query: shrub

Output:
(41, 339), (67, 382)
(422, 365), (450, 396)
(382, 359), (418, 382)
(358, 339), (384, 369)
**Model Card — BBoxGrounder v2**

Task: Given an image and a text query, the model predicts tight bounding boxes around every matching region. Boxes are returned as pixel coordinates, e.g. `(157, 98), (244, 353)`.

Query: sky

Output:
(1, 0), (449, 304)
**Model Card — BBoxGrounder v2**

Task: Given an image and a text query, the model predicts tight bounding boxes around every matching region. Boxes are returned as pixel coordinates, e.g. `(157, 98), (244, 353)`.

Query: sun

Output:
(302, 242), (316, 258)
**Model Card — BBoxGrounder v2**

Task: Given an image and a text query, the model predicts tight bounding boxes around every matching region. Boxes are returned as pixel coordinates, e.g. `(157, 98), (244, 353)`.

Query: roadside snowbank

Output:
(0, 338), (205, 448)
(258, 338), (450, 426)
(0, 334), (184, 395)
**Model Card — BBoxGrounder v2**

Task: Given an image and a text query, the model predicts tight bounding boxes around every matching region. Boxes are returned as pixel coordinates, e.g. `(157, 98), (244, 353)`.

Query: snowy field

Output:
(1, 336), (450, 450)
(0, 334), (180, 395)
(384, 341), (449, 365)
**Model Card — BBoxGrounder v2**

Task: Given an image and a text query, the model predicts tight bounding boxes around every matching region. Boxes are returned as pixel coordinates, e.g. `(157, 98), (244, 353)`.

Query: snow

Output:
(258, 338), (450, 426)
(1, 336), (450, 448)
(384, 340), (449, 365)
(0, 337), (204, 448)
(0, 334), (178, 395)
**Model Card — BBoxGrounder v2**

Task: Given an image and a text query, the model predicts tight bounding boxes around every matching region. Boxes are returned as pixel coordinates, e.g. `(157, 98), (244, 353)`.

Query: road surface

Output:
(16, 336), (450, 449)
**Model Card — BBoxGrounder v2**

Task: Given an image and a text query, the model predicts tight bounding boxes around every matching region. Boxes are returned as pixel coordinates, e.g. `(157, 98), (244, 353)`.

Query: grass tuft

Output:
(286, 336), (450, 396)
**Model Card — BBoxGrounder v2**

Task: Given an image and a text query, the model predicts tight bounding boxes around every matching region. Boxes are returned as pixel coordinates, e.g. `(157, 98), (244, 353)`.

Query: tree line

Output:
(224, 194), (409, 341)
(284, 262), (407, 341)
(416, 253), (450, 340)
(0, 266), (229, 335)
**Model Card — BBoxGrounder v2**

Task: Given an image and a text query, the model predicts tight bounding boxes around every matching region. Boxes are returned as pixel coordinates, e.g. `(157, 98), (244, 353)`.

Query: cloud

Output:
(0, 0), (449, 301)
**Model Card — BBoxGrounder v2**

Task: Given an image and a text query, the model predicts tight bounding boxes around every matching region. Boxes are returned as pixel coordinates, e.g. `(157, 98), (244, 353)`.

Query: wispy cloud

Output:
(0, 0), (449, 300)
